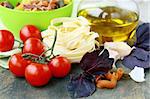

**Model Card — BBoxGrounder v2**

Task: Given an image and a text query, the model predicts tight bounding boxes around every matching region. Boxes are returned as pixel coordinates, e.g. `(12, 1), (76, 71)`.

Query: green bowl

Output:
(0, 0), (73, 39)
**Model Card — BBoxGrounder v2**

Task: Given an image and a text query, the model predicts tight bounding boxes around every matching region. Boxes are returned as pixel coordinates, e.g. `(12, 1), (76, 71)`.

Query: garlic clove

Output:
(107, 49), (120, 60)
(104, 42), (133, 59)
(129, 66), (145, 82)
(107, 49), (120, 69)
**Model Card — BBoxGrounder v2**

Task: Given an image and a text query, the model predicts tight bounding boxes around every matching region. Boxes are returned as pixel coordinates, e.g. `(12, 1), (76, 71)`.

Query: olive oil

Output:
(78, 6), (139, 43)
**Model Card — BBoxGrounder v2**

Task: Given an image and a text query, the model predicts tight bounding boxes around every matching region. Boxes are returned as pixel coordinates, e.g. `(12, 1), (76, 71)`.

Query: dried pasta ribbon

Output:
(96, 68), (124, 89)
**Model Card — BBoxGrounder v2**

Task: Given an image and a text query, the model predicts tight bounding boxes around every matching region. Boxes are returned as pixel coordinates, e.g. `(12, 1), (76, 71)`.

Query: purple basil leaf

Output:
(67, 49), (114, 98)
(136, 23), (149, 39)
(80, 49), (114, 75)
(67, 74), (96, 98)
(134, 23), (150, 51)
(89, 49), (114, 75)
(131, 48), (149, 61)
(123, 48), (150, 69)
(80, 49), (101, 71)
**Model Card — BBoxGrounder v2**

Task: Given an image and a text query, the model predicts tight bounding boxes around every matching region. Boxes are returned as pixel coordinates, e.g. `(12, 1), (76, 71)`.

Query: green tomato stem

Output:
(50, 29), (57, 57)
(41, 29), (58, 60)
(22, 29), (57, 63)
(15, 39), (23, 48)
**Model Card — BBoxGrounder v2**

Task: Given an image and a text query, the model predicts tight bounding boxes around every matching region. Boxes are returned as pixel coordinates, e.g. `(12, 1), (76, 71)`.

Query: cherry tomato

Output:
(25, 63), (52, 86)
(9, 53), (31, 77)
(20, 25), (41, 42)
(0, 30), (14, 52)
(48, 56), (71, 78)
(23, 38), (45, 55)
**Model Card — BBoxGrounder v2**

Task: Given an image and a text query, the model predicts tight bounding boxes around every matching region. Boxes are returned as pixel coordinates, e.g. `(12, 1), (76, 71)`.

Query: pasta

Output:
(42, 16), (99, 63)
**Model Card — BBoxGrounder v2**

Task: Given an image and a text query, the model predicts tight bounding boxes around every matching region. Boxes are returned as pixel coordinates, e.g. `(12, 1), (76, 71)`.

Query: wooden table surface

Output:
(0, 1), (150, 99)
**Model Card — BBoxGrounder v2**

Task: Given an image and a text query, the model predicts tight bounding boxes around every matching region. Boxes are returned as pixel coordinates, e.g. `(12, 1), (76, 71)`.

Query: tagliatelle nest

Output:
(41, 16), (99, 63)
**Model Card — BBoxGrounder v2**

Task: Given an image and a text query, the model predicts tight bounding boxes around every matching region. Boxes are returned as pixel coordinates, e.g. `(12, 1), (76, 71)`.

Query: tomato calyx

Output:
(22, 53), (47, 64)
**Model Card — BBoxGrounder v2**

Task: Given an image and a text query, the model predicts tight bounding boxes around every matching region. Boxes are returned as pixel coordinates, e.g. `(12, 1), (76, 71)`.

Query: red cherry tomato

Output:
(25, 63), (52, 86)
(0, 30), (14, 52)
(23, 38), (45, 55)
(48, 56), (71, 78)
(9, 53), (31, 77)
(20, 25), (41, 42)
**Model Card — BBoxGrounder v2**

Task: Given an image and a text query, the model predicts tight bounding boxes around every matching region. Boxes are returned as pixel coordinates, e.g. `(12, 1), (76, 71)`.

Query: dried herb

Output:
(67, 49), (114, 98)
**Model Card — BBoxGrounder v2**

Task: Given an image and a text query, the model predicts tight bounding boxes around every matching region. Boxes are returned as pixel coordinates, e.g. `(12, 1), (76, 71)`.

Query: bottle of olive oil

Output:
(78, 6), (139, 43)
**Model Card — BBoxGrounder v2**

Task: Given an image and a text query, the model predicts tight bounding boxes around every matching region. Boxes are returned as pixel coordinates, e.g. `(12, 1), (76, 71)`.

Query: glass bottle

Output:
(78, 0), (139, 44)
